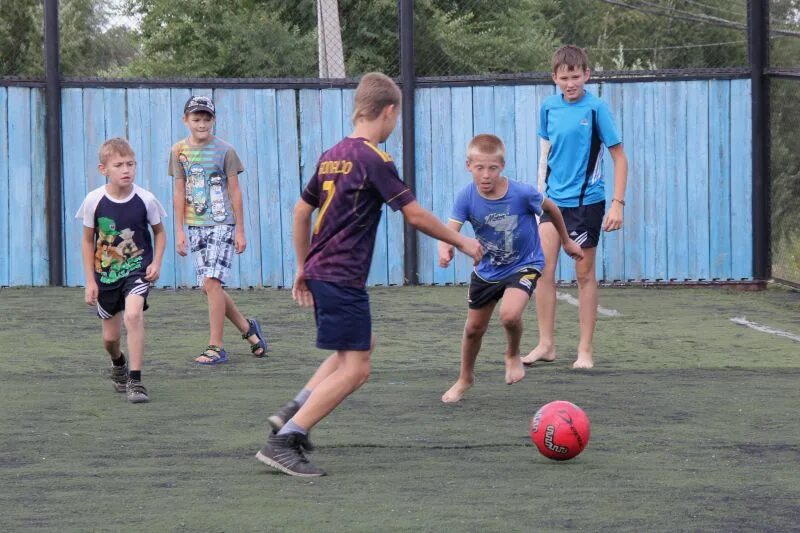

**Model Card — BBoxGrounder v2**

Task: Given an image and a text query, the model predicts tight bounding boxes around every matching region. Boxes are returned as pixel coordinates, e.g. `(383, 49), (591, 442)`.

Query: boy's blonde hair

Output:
(98, 137), (135, 165)
(551, 45), (589, 73)
(352, 72), (401, 124)
(467, 134), (506, 163)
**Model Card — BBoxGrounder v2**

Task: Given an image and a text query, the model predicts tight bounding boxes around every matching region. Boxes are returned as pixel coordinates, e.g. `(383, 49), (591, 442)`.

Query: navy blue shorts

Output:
(540, 201), (605, 248)
(307, 279), (372, 351)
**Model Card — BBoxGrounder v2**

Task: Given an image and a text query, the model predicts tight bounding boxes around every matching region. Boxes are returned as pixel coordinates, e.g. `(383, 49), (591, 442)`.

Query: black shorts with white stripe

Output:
(539, 200), (605, 249)
(96, 273), (151, 319)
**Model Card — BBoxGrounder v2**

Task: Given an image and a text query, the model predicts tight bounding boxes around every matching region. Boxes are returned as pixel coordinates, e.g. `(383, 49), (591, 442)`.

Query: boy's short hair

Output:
(184, 95), (216, 117)
(99, 137), (135, 165)
(551, 45), (589, 73)
(352, 72), (401, 124)
(467, 134), (506, 163)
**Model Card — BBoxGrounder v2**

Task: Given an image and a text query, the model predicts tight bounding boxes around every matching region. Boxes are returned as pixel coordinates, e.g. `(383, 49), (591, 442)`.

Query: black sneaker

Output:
(126, 379), (150, 404)
(255, 432), (325, 477)
(268, 400), (300, 432)
(110, 364), (128, 393)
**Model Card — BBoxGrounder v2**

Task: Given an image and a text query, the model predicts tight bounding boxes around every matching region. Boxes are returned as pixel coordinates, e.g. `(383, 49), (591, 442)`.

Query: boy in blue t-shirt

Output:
(438, 134), (583, 403)
(522, 45), (629, 370)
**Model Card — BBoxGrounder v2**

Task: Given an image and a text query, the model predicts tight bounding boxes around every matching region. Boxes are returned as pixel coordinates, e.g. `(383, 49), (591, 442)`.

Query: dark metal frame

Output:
(44, 0), (63, 286)
(749, 0), (770, 282)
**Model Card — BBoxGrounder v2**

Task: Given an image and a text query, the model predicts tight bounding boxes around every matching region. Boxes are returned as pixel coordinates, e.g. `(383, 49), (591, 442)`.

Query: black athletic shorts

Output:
(467, 267), (542, 310)
(539, 200), (605, 248)
(96, 274), (151, 319)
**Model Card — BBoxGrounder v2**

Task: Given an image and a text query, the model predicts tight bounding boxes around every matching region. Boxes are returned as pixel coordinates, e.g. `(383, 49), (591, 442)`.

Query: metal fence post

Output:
(399, 0), (417, 285)
(44, 0), (64, 286)
(749, 0), (770, 281)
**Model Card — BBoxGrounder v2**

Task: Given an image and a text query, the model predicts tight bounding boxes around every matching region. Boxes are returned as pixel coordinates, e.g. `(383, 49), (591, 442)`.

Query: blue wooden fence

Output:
(0, 79), (753, 288)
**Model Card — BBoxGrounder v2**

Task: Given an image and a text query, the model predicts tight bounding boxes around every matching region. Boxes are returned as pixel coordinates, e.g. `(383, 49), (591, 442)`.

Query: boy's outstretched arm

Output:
(437, 220), (463, 268)
(603, 144), (628, 232)
(292, 198), (315, 307)
(81, 226), (98, 305)
(401, 201), (483, 264)
(542, 199), (584, 261)
(173, 177), (188, 256)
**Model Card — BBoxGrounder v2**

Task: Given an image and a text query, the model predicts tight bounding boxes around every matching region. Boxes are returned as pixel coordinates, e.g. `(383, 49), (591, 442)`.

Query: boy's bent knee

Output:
(124, 308), (144, 326)
(464, 322), (488, 340)
(499, 313), (523, 330)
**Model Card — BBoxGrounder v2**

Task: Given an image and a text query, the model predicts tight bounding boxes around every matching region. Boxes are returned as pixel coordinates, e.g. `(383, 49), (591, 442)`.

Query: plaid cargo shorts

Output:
(188, 224), (235, 286)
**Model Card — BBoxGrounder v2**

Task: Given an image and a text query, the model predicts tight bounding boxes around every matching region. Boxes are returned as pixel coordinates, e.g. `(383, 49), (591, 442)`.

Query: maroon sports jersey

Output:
(301, 137), (414, 287)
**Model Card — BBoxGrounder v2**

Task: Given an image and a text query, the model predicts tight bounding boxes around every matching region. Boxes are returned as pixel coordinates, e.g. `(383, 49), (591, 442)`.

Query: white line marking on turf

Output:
(556, 292), (622, 317)
(730, 317), (800, 343)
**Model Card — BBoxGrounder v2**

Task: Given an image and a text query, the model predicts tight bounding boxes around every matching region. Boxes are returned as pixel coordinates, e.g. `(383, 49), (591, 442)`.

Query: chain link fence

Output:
(1, 0), (757, 79)
(769, 1), (800, 285)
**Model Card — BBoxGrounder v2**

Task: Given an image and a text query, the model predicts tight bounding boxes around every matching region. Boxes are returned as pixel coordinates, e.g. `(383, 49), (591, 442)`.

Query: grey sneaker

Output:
(255, 432), (325, 477)
(126, 379), (150, 403)
(268, 400), (300, 432)
(110, 364), (128, 393)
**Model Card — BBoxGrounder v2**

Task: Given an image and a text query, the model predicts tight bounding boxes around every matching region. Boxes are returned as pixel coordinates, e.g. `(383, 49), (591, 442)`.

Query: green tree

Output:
(122, 0), (317, 77)
(0, 0), (139, 77)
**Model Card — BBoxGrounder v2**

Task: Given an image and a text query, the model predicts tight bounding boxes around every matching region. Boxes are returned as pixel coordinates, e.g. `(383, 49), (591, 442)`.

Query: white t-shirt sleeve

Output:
(75, 187), (105, 228)
(136, 186), (168, 226)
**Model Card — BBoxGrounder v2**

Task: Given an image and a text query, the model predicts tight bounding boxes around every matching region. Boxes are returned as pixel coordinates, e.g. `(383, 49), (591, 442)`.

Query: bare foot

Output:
(521, 345), (556, 366)
(505, 356), (526, 384)
(572, 353), (594, 369)
(442, 378), (473, 403)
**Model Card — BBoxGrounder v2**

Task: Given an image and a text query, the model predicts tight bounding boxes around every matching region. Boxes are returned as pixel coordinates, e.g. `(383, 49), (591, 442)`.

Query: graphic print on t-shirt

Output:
(482, 212), (519, 267)
(94, 216), (144, 285)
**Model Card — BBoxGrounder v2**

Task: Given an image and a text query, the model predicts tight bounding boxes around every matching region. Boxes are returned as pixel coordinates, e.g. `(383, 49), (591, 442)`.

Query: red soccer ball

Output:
(530, 400), (591, 460)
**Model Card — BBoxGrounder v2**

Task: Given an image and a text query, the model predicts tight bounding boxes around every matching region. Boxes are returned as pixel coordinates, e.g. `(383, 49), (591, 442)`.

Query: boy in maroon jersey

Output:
(256, 72), (483, 477)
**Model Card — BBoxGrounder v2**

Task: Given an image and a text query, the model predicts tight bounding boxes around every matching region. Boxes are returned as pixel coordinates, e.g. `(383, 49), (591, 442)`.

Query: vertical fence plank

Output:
(299, 89), (323, 189)
(666, 82), (689, 280)
(104, 89), (126, 140)
(0, 88), (9, 285)
(146, 89), (175, 288)
(414, 88), (434, 285)
(493, 85), (516, 180)
(597, 85), (622, 281)
(8, 88), (33, 285)
(472, 86), (494, 135)
(651, 83), (668, 280)
(730, 79), (753, 279)
(430, 87), (454, 285)
(642, 83), (659, 279)
(61, 89), (85, 286)
(31, 89), (48, 285)
(623, 83), (645, 281)
(709, 80), (732, 279)
(451, 87), (474, 285)
(277, 89), (301, 288)
(83, 88), (107, 192)
(513, 85), (537, 187)
(686, 81), (711, 279)
(255, 89), (283, 287)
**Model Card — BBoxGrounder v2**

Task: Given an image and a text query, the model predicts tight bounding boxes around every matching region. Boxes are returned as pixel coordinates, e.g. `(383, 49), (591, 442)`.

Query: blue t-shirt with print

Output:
(539, 90), (621, 207)
(450, 179), (544, 281)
